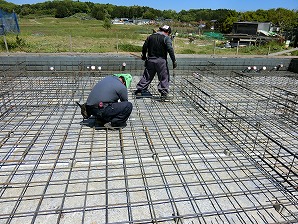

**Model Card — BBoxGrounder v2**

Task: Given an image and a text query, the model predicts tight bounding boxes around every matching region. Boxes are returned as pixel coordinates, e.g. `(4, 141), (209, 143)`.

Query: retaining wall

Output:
(0, 54), (296, 74)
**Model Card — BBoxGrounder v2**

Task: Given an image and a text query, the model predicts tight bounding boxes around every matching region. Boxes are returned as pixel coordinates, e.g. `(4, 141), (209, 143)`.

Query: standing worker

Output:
(134, 25), (177, 100)
(82, 74), (133, 130)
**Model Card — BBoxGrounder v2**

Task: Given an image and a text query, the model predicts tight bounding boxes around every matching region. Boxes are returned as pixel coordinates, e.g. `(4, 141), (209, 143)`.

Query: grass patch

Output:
(291, 50), (298, 56)
(180, 49), (196, 54)
(0, 16), (292, 55)
(117, 43), (142, 52)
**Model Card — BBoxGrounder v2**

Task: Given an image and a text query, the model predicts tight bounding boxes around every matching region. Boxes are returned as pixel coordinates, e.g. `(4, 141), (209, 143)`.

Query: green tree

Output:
(71, 1), (90, 14)
(18, 4), (34, 16)
(127, 6), (145, 18)
(178, 10), (194, 22)
(142, 9), (156, 19)
(0, 0), (19, 12)
(221, 11), (239, 33)
(2, 0), (297, 36)
(91, 4), (106, 20)
(254, 9), (269, 22)
(55, 3), (71, 18)
(268, 8), (298, 31)
(103, 17), (111, 29)
(162, 9), (178, 20)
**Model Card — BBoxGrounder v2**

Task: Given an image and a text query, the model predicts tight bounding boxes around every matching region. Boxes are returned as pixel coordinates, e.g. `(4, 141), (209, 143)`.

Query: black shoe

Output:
(161, 93), (167, 99)
(95, 118), (105, 126)
(141, 90), (152, 97)
(134, 89), (142, 96)
(160, 93), (172, 101)
(134, 89), (152, 98)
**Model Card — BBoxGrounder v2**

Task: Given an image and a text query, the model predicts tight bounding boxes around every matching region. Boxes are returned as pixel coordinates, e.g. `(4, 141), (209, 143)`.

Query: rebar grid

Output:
(180, 71), (297, 187)
(0, 59), (297, 224)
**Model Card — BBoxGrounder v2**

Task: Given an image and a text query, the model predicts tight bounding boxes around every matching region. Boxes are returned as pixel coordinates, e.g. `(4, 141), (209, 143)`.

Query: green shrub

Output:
(103, 18), (112, 30)
(0, 35), (27, 51)
(117, 43), (142, 52)
(180, 49), (196, 54)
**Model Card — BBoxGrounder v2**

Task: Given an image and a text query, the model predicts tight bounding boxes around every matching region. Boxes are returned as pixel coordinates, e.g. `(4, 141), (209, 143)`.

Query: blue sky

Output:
(7, 0), (298, 12)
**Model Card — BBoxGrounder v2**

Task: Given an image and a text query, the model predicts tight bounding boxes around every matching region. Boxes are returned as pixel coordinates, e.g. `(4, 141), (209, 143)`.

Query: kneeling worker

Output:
(85, 74), (133, 130)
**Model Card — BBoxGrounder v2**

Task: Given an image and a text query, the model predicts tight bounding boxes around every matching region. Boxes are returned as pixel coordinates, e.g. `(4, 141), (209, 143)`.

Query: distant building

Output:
(112, 18), (155, 25)
(224, 21), (280, 47)
(232, 22), (272, 35)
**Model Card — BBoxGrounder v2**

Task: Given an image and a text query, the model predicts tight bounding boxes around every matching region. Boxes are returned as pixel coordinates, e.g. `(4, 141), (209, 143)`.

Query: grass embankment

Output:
(1, 16), (296, 56)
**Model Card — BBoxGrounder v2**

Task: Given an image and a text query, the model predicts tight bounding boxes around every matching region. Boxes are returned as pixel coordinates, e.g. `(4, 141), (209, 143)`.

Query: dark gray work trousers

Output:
(87, 101), (132, 126)
(136, 57), (170, 94)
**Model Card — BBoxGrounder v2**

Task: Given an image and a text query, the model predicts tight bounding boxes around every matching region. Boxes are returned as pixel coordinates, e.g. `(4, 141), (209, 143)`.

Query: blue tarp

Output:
(0, 9), (20, 35)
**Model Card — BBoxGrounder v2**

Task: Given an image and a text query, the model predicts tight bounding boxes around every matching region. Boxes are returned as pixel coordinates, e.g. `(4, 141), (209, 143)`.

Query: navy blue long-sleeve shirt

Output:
(86, 75), (128, 106)
(142, 31), (176, 63)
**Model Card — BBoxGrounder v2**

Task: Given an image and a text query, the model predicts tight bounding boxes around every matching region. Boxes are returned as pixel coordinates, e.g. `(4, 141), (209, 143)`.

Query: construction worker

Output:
(85, 74), (133, 130)
(134, 25), (177, 100)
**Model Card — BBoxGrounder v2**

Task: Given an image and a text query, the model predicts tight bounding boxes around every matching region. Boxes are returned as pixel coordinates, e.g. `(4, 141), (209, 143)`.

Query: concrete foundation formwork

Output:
(0, 55), (297, 224)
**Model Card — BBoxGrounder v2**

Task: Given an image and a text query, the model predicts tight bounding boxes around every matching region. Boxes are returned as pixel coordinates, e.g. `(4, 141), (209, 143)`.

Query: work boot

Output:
(134, 89), (142, 96)
(134, 89), (152, 98)
(160, 93), (172, 101)
(95, 118), (105, 126)
(160, 93), (167, 101)
(141, 90), (152, 97)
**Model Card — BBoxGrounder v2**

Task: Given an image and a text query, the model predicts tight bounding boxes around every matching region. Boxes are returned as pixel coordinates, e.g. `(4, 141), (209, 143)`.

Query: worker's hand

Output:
(141, 55), (147, 61)
(173, 61), (177, 69)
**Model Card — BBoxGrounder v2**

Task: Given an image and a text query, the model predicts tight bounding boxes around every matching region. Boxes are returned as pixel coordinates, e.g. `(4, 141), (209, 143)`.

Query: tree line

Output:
(0, 0), (297, 33)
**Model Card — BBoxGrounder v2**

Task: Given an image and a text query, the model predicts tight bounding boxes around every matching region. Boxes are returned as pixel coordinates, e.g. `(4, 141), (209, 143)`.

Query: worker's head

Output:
(119, 76), (126, 86)
(159, 25), (171, 35)
(114, 74), (132, 88)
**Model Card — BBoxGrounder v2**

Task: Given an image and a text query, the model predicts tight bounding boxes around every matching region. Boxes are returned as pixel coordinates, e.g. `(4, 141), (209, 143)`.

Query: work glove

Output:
(141, 54), (147, 61)
(173, 61), (177, 69)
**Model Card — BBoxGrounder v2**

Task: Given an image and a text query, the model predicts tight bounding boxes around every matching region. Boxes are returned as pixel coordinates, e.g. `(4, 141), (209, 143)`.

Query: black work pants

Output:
(87, 101), (132, 126)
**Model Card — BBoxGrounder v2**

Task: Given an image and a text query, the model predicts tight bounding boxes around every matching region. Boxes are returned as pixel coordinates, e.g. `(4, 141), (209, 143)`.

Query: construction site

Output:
(0, 54), (297, 224)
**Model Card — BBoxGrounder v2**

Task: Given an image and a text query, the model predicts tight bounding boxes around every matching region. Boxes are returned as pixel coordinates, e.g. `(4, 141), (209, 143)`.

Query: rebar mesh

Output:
(0, 57), (297, 224)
